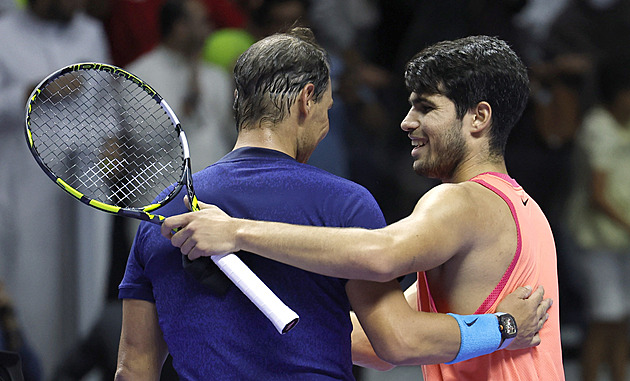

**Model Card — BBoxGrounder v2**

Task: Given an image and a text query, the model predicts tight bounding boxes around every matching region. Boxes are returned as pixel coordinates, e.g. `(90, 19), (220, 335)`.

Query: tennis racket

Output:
(24, 62), (299, 334)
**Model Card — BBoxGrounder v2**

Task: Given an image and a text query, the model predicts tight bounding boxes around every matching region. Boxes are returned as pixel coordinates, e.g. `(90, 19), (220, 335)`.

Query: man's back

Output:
(418, 172), (564, 380)
(120, 147), (386, 379)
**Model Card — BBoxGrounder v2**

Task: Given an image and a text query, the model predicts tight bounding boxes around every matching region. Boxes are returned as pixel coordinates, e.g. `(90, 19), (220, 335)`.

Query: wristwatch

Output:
(494, 312), (517, 350)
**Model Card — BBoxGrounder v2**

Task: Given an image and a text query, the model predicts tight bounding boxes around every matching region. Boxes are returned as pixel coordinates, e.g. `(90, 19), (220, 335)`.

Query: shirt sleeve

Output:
(118, 224), (156, 302)
(344, 185), (387, 229)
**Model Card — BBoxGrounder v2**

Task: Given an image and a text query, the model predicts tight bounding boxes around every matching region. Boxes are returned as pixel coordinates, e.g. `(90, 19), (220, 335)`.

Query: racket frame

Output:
(24, 62), (299, 334)
(25, 62), (187, 224)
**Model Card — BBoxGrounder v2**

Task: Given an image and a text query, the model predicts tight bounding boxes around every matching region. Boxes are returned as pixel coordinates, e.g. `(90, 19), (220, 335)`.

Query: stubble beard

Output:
(412, 121), (467, 180)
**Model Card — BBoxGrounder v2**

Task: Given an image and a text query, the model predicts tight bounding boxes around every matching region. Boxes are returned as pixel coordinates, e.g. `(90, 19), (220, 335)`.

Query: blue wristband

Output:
(446, 313), (501, 364)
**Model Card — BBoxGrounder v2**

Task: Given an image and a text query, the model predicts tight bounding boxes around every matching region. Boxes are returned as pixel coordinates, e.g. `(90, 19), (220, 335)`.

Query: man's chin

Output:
(412, 163), (430, 178)
(412, 162), (446, 180)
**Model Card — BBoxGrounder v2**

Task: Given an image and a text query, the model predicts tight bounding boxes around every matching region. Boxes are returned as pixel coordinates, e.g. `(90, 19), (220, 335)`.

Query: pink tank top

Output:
(418, 172), (565, 380)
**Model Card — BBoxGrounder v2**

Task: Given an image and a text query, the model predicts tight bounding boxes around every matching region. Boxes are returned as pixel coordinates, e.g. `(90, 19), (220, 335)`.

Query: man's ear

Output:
(471, 101), (492, 134)
(298, 83), (316, 116)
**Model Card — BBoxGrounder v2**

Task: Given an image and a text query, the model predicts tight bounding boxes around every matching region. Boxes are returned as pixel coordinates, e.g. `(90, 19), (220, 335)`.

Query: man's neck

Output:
(233, 126), (298, 160)
(445, 158), (507, 184)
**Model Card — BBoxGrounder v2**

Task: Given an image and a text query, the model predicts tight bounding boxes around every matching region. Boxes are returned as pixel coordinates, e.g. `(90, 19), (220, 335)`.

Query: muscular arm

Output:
(163, 185), (474, 282)
(347, 279), (460, 366)
(347, 280), (550, 368)
(115, 299), (169, 381)
(350, 281), (422, 370)
(350, 310), (395, 371)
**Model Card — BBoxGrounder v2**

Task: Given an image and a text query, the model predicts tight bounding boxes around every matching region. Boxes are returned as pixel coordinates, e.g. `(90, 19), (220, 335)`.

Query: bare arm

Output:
(163, 185), (473, 282)
(348, 280), (551, 368)
(115, 299), (169, 381)
(349, 280), (430, 370)
(346, 279), (460, 366)
(350, 310), (395, 371)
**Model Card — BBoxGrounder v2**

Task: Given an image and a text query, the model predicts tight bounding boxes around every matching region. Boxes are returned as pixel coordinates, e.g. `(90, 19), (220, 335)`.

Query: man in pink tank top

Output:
(161, 36), (563, 379)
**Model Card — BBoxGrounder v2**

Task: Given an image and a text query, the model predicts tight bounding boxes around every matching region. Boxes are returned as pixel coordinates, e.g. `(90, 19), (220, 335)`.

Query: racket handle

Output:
(211, 253), (300, 334)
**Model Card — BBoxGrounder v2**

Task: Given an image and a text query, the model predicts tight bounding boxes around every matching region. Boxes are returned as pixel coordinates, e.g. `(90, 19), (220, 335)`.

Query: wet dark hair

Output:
(404, 35), (529, 156)
(233, 27), (330, 130)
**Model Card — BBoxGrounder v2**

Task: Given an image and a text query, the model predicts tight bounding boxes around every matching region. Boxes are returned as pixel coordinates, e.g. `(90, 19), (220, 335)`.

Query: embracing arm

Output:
(350, 310), (395, 371)
(350, 282), (427, 370)
(115, 299), (169, 381)
(348, 280), (551, 368)
(347, 279), (460, 366)
(163, 185), (472, 282)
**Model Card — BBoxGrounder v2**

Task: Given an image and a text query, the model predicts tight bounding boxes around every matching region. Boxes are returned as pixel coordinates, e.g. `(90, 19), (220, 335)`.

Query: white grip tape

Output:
(212, 253), (300, 334)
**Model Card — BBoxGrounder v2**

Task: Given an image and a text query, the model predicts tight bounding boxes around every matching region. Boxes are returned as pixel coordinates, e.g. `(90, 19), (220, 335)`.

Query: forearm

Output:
(235, 219), (399, 281)
(116, 299), (168, 381)
(365, 310), (460, 365)
(351, 312), (395, 371)
(115, 346), (167, 381)
(115, 363), (164, 381)
(347, 280), (460, 366)
(167, 194), (460, 281)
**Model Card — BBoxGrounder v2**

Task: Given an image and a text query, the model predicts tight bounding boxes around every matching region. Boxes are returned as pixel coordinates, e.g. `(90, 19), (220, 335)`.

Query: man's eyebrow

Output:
(408, 94), (433, 105)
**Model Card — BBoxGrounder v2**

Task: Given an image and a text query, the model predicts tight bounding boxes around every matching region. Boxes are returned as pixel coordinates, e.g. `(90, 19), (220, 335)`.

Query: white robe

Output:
(0, 8), (111, 377)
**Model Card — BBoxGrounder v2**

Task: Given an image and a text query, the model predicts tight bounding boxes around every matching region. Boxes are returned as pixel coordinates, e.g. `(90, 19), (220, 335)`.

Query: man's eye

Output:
(418, 104), (433, 113)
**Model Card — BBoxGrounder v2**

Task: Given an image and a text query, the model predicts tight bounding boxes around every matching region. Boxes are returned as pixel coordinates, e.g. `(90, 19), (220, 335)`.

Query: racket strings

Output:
(28, 69), (185, 209)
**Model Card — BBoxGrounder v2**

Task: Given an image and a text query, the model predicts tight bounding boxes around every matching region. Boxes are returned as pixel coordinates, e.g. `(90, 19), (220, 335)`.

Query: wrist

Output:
(232, 217), (248, 253)
(235, 218), (270, 254)
(494, 312), (517, 350)
(445, 312), (517, 364)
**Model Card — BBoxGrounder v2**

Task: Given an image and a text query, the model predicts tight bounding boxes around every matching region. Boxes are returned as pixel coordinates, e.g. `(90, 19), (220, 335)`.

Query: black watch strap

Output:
(494, 312), (517, 350)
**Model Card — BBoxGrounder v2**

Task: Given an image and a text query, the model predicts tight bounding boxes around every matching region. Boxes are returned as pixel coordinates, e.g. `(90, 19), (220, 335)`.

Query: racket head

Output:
(25, 62), (191, 223)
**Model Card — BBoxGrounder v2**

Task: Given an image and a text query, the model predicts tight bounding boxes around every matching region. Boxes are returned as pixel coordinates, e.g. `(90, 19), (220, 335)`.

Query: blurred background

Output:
(2, 0), (630, 380)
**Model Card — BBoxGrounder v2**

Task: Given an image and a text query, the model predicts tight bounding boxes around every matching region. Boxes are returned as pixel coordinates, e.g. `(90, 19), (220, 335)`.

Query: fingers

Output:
(187, 248), (201, 261)
(162, 198), (218, 239)
(167, 227), (200, 259)
(540, 297), (553, 314)
(502, 285), (551, 351)
(538, 298), (552, 332)
(161, 213), (191, 238)
(529, 285), (545, 303)
(530, 333), (541, 347)
(511, 285), (533, 299)
(538, 311), (549, 332)
(183, 195), (212, 210)
(170, 229), (186, 249)
(181, 241), (199, 260)
(197, 200), (212, 209)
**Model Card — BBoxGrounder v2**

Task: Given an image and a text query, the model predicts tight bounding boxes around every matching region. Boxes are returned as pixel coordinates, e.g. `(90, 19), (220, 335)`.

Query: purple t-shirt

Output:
(119, 147), (386, 380)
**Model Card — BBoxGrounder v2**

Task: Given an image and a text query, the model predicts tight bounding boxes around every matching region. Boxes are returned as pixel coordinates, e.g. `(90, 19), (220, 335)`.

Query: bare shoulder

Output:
(412, 182), (510, 241)
(377, 183), (490, 274)
(419, 182), (518, 312)
(414, 182), (490, 216)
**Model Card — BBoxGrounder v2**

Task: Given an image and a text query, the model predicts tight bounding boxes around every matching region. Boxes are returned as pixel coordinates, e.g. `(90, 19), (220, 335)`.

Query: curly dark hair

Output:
(404, 35), (529, 157)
